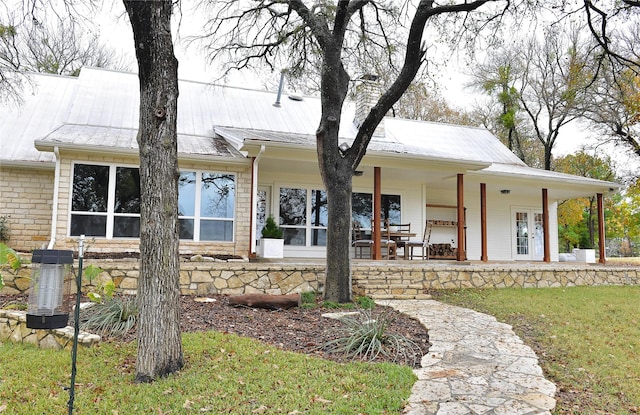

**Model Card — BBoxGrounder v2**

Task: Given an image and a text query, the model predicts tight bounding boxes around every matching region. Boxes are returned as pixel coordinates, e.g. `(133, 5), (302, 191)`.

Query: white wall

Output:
(258, 161), (561, 261)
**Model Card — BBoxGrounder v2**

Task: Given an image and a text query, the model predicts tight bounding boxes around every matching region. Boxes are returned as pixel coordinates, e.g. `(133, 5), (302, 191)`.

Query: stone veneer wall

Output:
(0, 166), (54, 252)
(4, 153), (254, 257)
(0, 309), (101, 349)
(2, 261), (639, 299)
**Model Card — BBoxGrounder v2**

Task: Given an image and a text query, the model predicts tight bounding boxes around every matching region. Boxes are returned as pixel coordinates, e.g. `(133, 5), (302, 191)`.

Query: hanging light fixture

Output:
(26, 249), (74, 329)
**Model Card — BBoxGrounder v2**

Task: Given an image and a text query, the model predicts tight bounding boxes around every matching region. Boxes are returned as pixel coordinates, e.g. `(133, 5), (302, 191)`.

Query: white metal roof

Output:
(0, 67), (621, 194)
(0, 67), (535, 166)
(33, 124), (243, 160)
(0, 73), (78, 166)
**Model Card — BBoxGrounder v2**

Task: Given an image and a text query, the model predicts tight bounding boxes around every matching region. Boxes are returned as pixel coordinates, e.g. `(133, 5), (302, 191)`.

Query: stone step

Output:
(370, 293), (432, 300)
(363, 283), (426, 290)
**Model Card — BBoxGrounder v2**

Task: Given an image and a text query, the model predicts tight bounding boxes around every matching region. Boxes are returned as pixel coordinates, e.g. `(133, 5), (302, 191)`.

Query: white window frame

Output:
(178, 170), (236, 242)
(69, 162), (236, 242)
(277, 185), (328, 247)
(69, 161), (141, 239)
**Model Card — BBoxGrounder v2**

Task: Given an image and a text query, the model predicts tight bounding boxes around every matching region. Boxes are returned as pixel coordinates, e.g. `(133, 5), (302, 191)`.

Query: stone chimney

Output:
(353, 74), (385, 137)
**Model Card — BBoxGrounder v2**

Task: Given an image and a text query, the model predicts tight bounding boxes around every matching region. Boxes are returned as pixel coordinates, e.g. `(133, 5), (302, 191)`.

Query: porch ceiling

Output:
(467, 163), (621, 200)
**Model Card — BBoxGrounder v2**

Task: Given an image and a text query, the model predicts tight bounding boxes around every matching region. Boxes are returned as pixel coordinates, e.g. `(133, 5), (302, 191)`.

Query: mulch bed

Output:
(1, 294), (430, 368)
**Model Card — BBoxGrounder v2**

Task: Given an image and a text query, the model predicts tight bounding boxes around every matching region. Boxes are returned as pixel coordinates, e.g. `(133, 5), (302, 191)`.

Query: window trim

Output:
(178, 170), (236, 242)
(69, 162), (237, 242)
(277, 185), (328, 247)
(69, 161), (141, 239)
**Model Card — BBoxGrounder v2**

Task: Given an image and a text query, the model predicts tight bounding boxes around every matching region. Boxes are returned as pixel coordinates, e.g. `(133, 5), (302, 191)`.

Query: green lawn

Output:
(436, 286), (640, 415)
(607, 256), (640, 266)
(1, 331), (415, 414)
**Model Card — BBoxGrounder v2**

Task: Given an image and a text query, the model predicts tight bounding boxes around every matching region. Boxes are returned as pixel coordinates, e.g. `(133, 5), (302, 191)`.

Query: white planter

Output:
(573, 248), (596, 263)
(258, 238), (284, 258)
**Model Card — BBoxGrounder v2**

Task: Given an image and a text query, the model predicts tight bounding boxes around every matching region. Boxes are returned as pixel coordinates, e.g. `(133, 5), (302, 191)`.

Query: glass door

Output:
(512, 208), (544, 260)
(256, 186), (270, 244)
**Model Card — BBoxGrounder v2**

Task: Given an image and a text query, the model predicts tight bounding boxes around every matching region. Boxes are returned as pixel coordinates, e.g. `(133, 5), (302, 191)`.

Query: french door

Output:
(512, 208), (544, 260)
(256, 186), (270, 244)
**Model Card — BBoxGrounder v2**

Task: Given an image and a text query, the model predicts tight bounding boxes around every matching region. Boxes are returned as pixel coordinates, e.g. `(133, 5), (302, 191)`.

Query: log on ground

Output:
(228, 293), (301, 310)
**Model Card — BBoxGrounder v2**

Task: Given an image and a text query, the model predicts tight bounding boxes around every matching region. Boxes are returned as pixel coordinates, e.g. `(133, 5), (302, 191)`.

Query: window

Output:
(71, 164), (110, 237)
(278, 187), (327, 246)
(114, 167), (141, 237)
(351, 192), (401, 230)
(70, 163), (235, 241)
(178, 172), (235, 241)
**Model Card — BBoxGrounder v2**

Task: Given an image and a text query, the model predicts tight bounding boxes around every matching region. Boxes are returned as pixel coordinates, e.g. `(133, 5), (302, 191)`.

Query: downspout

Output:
(47, 146), (61, 249)
(250, 145), (266, 256)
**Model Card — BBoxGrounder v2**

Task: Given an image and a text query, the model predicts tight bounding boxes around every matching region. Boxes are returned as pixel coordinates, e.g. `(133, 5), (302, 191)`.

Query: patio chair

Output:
(392, 223), (411, 257)
(352, 222), (373, 259)
(405, 221), (432, 260)
(378, 219), (397, 260)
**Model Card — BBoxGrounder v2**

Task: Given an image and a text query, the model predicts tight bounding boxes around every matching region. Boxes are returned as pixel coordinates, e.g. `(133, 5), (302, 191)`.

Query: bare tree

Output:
(1, 8), (130, 102)
(200, 0), (525, 303)
(0, 16), (24, 102)
(580, 22), (640, 159)
(392, 81), (475, 125)
(581, 0), (640, 73)
(508, 26), (595, 170)
(20, 18), (130, 75)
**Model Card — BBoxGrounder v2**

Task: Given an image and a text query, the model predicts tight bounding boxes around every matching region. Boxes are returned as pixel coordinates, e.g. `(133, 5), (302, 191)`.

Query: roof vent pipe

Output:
(273, 71), (286, 107)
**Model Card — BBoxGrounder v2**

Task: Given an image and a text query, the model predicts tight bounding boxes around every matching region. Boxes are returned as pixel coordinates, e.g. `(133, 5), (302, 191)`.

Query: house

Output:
(0, 67), (621, 262)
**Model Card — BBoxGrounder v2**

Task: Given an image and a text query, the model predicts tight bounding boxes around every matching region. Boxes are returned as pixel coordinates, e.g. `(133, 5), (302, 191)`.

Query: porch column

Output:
(456, 174), (465, 261)
(597, 193), (606, 263)
(480, 183), (488, 262)
(373, 167), (382, 259)
(542, 188), (550, 262)
(249, 156), (257, 257)
(249, 145), (266, 258)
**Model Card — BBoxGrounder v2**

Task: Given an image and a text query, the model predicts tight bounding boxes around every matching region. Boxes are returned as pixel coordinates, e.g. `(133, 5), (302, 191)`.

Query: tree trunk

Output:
(323, 157), (354, 303)
(123, 0), (183, 383)
(316, 45), (353, 303)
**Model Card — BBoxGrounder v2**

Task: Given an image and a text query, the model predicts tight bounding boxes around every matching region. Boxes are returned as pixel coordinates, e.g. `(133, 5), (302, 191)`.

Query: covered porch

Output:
(238, 133), (618, 264)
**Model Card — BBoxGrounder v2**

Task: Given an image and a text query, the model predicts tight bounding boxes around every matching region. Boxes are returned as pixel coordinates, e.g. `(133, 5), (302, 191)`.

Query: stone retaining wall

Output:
(0, 309), (100, 349)
(4, 260), (636, 350)
(2, 260), (638, 299)
(353, 263), (640, 299)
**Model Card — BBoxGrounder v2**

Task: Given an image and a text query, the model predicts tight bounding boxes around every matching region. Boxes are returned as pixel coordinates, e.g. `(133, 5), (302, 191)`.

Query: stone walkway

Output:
(382, 300), (557, 415)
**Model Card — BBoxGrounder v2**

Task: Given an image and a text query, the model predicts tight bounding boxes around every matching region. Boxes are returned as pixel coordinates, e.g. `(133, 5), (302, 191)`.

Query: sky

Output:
(91, 2), (637, 179)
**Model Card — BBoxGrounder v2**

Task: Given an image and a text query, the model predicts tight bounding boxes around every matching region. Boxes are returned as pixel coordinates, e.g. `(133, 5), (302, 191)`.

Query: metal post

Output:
(67, 235), (84, 415)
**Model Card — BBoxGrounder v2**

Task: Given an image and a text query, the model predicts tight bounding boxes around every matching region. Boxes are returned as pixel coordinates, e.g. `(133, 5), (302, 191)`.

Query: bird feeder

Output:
(26, 249), (74, 329)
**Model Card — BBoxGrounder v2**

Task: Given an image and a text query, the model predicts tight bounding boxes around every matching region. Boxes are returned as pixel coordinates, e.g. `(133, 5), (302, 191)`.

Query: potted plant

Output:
(258, 216), (284, 258)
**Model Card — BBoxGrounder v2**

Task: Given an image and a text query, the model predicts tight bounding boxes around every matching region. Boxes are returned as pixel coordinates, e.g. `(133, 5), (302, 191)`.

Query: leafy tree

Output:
(468, 50), (544, 167)
(606, 178), (640, 256)
(555, 151), (618, 250)
(200, 0), (530, 302)
(520, 27), (594, 170)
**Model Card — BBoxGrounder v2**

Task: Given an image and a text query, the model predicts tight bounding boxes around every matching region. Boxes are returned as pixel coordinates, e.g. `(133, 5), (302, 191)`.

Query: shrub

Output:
(300, 291), (317, 308)
(0, 216), (9, 242)
(356, 295), (375, 309)
(324, 308), (422, 366)
(261, 215), (283, 239)
(0, 243), (22, 292)
(80, 295), (137, 338)
(0, 243), (22, 270)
